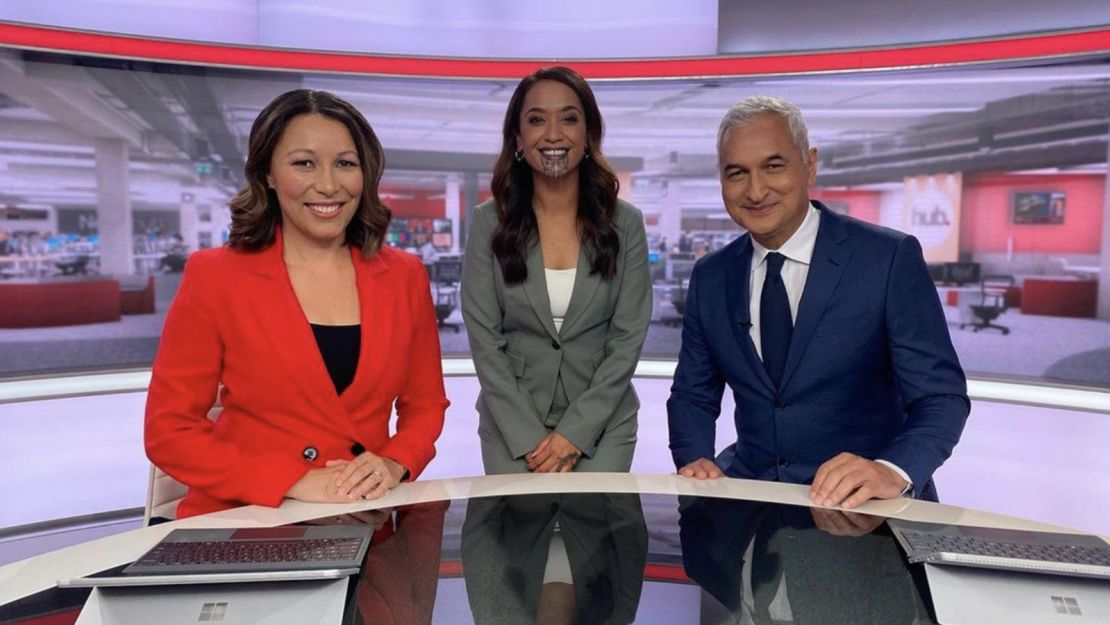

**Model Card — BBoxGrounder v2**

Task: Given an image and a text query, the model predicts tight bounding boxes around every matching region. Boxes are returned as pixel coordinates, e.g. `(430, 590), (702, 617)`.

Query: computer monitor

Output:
(944, 262), (981, 286)
(671, 259), (695, 283)
(433, 259), (462, 283)
(432, 232), (452, 248)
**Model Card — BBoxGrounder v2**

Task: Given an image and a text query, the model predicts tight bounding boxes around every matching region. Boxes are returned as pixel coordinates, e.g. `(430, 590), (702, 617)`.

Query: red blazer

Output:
(145, 232), (448, 518)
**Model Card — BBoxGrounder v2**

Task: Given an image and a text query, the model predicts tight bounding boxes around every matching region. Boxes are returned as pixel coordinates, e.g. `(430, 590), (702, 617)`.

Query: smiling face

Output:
(719, 112), (817, 250)
(515, 80), (588, 181)
(266, 113), (364, 250)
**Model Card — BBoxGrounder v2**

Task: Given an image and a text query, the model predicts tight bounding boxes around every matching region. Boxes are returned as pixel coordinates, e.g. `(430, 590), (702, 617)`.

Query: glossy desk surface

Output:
(0, 474), (1098, 624)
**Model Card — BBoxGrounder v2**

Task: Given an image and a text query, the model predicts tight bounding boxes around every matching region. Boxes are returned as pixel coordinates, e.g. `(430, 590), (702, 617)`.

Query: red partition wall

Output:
(381, 188), (493, 220)
(0, 280), (121, 328)
(810, 189), (882, 224)
(381, 188), (452, 219)
(959, 173), (1104, 254)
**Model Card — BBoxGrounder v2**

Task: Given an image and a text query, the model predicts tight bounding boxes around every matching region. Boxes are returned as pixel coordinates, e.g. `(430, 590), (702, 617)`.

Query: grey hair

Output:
(716, 95), (810, 164)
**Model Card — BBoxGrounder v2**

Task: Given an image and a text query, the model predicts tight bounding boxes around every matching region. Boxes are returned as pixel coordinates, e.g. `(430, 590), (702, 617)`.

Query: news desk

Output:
(0, 474), (1099, 624)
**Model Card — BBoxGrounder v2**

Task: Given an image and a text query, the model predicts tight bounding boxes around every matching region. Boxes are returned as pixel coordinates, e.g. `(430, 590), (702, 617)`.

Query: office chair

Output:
(158, 252), (187, 273)
(431, 258), (462, 333)
(961, 275), (1014, 335)
(143, 401), (222, 525)
(54, 255), (90, 276)
(664, 280), (688, 327)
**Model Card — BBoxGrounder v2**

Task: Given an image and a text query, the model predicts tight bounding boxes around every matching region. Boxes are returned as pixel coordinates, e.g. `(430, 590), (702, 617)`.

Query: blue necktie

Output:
(760, 253), (792, 387)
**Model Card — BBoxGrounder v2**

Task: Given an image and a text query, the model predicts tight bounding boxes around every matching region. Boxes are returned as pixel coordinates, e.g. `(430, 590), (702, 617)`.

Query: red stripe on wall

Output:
(0, 22), (1107, 79)
(439, 560), (463, 576)
(3, 609), (82, 625)
(643, 563), (692, 582)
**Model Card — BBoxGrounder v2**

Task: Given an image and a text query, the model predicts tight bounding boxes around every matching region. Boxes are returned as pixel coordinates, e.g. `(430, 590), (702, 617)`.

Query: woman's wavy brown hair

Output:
(227, 89), (390, 258)
(490, 66), (620, 284)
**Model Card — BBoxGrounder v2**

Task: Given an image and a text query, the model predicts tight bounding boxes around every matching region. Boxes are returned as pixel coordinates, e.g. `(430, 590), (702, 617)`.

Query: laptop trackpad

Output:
(926, 563), (1110, 625)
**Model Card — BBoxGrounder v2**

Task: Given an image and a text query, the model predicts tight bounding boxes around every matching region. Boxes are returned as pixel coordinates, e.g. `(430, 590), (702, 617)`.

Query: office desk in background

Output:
(936, 285), (981, 325)
(1, 474), (1104, 625)
(0, 279), (121, 328)
(1021, 277), (1098, 318)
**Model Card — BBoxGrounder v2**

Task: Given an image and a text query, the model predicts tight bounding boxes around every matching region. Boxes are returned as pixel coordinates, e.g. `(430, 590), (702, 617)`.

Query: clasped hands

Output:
(526, 432), (582, 473)
(678, 451), (908, 510)
(287, 451), (407, 503)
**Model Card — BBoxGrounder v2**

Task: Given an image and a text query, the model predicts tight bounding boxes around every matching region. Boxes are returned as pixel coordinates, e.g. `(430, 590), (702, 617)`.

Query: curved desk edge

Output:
(2, 361), (1108, 415)
(0, 472), (1098, 607)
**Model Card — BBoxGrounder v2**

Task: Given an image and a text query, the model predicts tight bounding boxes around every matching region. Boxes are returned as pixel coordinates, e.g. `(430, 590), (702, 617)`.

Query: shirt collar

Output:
(751, 202), (821, 272)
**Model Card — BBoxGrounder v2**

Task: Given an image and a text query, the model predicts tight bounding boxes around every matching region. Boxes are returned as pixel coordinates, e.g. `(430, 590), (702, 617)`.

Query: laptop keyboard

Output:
(133, 537), (367, 567)
(900, 530), (1110, 565)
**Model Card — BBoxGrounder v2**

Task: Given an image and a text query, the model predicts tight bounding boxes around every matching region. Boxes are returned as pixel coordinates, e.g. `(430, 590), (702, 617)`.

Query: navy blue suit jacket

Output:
(667, 204), (969, 501)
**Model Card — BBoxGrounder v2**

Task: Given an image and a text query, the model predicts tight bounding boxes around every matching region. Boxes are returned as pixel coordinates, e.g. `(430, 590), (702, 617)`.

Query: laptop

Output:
(925, 564), (1110, 625)
(888, 520), (1110, 625)
(59, 525), (374, 625)
(888, 519), (1110, 579)
(71, 578), (352, 625)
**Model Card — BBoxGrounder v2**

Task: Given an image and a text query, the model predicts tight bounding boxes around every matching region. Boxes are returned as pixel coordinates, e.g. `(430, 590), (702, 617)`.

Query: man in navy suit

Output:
(667, 96), (969, 508)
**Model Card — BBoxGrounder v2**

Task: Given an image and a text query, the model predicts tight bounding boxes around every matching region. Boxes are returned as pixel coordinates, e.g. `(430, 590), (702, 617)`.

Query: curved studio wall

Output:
(0, 2), (1108, 538)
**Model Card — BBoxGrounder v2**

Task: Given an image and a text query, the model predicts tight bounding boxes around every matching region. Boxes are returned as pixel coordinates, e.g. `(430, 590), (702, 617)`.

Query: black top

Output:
(309, 323), (361, 395)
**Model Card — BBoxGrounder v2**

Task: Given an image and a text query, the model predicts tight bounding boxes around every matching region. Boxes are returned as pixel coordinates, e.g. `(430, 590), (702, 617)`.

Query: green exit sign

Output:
(195, 162), (214, 176)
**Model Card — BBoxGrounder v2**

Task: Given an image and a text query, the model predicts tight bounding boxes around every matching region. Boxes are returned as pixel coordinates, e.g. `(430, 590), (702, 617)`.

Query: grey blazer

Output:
(461, 198), (652, 473)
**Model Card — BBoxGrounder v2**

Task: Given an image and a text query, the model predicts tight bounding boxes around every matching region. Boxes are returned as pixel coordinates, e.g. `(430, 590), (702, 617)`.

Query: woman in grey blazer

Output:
(461, 66), (652, 475)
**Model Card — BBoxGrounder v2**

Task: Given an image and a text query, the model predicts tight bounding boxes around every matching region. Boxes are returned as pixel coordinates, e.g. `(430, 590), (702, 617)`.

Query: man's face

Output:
(719, 113), (817, 250)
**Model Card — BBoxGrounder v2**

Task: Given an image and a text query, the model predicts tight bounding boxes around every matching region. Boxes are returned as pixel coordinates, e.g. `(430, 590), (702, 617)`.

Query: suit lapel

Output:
(780, 209), (852, 389)
(559, 240), (601, 337)
(246, 232), (359, 440)
(341, 247), (393, 414)
(725, 236), (775, 392)
(522, 236), (560, 342)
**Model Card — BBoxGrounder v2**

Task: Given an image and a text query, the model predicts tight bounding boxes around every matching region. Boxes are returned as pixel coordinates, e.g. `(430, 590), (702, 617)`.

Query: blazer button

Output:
(778, 458), (790, 468)
(551, 340), (561, 350)
(774, 398), (788, 410)
(302, 446), (318, 462)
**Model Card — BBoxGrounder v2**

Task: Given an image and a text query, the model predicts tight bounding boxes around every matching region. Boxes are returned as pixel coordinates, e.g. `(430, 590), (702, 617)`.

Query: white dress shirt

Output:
(746, 203), (912, 492)
(748, 205), (820, 359)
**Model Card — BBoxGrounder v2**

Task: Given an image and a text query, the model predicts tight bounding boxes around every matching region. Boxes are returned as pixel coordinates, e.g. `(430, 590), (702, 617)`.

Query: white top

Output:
(546, 267), (577, 332)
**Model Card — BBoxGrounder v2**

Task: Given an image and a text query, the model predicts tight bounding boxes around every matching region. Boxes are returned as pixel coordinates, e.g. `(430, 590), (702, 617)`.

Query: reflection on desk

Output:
(679, 496), (926, 623)
(1, 474), (1103, 624)
(462, 493), (647, 624)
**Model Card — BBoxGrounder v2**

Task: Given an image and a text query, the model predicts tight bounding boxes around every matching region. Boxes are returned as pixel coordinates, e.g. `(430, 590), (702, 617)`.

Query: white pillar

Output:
(445, 174), (461, 254)
(94, 138), (133, 275)
(659, 178), (683, 253)
(1098, 132), (1110, 319)
(179, 190), (198, 251)
(461, 172), (480, 251)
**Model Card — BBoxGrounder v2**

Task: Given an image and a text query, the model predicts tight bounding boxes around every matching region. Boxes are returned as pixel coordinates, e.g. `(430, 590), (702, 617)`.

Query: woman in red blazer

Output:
(145, 90), (448, 518)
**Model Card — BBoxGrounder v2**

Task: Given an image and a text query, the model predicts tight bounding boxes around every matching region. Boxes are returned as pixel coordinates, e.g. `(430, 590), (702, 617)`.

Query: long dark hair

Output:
(227, 89), (390, 258)
(490, 66), (620, 284)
